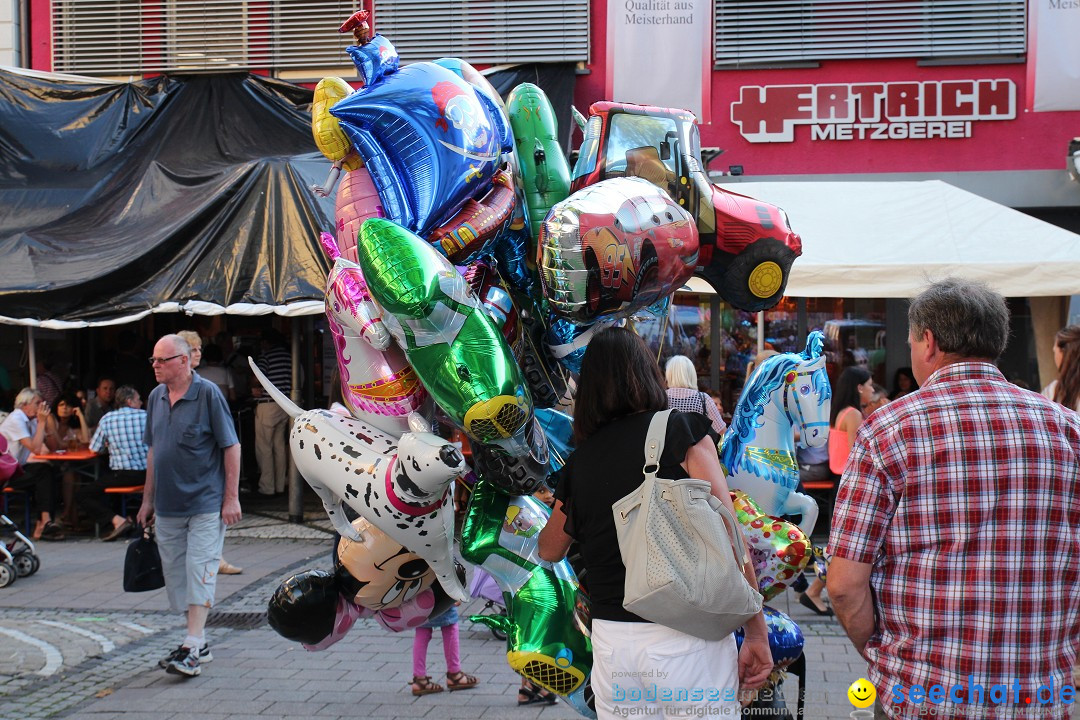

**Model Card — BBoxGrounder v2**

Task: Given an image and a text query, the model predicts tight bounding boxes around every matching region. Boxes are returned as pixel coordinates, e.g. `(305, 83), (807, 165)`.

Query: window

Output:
(372, 0), (589, 64)
(714, 0), (1026, 68)
(604, 114), (678, 178)
(52, 0), (361, 75)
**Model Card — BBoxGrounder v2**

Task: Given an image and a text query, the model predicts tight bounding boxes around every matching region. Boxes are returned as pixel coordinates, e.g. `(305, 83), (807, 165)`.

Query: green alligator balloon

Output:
(461, 480), (594, 718)
(356, 218), (533, 449)
(508, 83), (572, 243)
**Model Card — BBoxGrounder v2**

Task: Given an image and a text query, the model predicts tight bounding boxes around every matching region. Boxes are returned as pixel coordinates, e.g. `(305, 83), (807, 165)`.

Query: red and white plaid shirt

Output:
(830, 362), (1080, 719)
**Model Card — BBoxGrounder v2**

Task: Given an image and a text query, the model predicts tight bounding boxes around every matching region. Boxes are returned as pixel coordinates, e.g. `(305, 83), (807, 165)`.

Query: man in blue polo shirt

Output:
(136, 334), (241, 678)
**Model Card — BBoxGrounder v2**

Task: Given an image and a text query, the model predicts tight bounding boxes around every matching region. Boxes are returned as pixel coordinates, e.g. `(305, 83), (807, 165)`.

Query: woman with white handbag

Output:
(538, 327), (772, 720)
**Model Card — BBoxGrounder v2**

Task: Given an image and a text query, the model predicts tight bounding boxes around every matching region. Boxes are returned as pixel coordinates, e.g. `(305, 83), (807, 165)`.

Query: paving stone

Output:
(0, 512), (872, 720)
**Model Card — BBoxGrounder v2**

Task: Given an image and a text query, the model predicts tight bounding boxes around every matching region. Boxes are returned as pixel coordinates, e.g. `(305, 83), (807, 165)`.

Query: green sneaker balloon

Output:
(461, 480), (594, 718)
(356, 218), (533, 452)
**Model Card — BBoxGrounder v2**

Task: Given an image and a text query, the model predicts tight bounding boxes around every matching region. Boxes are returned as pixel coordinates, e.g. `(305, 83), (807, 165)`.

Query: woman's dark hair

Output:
(831, 366), (871, 427)
(53, 392), (82, 428)
(889, 366), (919, 400)
(573, 327), (667, 444)
(1054, 325), (1080, 411)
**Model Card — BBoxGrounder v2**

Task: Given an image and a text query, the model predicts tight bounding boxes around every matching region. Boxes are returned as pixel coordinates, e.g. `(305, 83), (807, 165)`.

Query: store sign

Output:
(731, 80), (1016, 143)
(608, 0), (711, 120)
(1028, 0), (1080, 111)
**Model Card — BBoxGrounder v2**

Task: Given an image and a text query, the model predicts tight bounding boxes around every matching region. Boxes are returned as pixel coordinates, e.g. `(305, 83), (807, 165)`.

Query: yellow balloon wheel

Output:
(748, 261), (783, 299)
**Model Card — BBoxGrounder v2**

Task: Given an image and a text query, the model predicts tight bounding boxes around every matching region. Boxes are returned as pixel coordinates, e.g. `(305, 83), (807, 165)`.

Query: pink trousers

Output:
(412, 624), (461, 678)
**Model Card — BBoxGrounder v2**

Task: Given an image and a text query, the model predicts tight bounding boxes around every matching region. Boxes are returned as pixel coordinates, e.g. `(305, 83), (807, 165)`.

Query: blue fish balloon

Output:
(331, 61), (511, 238)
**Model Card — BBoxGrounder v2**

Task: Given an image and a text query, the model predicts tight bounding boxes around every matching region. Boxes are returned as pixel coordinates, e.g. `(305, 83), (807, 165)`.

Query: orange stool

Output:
(103, 485), (145, 518)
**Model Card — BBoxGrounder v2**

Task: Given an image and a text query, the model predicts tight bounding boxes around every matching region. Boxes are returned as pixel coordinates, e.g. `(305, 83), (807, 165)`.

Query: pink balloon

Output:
(336, 166), (384, 264)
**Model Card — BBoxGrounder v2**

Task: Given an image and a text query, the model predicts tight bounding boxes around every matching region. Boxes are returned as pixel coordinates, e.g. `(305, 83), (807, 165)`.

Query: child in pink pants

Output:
(409, 605), (479, 695)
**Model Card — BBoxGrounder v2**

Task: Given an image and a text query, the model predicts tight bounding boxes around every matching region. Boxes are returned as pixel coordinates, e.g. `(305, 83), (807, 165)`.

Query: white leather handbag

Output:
(613, 410), (763, 641)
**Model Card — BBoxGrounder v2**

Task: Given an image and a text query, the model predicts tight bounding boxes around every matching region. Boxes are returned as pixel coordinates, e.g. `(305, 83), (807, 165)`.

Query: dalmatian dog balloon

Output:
(249, 358), (469, 603)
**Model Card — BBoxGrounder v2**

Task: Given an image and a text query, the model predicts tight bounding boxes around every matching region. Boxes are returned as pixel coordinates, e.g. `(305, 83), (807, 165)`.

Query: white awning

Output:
(712, 180), (1080, 298)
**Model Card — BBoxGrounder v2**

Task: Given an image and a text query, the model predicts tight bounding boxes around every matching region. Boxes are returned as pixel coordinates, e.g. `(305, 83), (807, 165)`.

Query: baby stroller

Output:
(0, 514), (39, 587)
(467, 567), (508, 641)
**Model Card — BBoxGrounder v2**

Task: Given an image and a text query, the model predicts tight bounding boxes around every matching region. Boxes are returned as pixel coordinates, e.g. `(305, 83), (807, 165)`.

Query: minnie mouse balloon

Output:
(335, 517), (435, 610)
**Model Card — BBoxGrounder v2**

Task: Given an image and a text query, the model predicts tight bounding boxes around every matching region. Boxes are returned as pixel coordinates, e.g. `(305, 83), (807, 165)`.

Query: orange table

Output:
(29, 448), (101, 482)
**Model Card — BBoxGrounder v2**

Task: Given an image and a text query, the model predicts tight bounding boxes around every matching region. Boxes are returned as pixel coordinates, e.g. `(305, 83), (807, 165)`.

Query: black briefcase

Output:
(123, 525), (165, 592)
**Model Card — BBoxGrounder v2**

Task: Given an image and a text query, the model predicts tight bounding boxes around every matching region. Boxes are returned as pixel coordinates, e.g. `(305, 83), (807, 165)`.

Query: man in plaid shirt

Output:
(828, 278), (1080, 719)
(80, 385), (147, 541)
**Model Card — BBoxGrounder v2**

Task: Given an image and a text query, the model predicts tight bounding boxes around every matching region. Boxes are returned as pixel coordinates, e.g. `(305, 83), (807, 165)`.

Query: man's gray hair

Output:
(14, 387), (41, 408)
(161, 333), (192, 360)
(908, 278), (1009, 360)
(115, 385), (139, 407)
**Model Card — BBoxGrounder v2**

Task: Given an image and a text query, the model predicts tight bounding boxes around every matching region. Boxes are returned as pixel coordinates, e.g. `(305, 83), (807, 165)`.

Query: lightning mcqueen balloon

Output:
(538, 177), (699, 325)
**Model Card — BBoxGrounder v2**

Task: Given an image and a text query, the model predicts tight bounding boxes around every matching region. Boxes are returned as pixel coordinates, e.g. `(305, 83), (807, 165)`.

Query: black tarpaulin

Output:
(0, 68), (336, 327)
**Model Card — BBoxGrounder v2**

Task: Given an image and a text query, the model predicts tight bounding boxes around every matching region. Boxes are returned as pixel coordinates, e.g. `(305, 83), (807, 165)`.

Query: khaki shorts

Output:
(155, 512), (226, 612)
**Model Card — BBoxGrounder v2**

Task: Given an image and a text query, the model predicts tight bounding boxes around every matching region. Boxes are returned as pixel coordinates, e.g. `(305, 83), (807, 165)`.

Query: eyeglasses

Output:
(148, 354), (184, 366)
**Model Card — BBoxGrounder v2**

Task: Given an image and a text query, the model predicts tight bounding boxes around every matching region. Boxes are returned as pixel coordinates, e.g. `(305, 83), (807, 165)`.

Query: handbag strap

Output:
(642, 410), (673, 479)
(642, 409), (750, 566)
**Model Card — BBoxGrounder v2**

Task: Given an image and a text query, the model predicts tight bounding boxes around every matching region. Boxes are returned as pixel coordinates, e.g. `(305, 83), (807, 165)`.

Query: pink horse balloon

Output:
(321, 232), (429, 436)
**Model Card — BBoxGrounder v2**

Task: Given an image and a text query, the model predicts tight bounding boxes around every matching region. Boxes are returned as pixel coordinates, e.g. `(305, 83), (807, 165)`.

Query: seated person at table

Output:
(50, 393), (90, 449)
(0, 388), (64, 540)
(84, 377), (116, 430)
(78, 385), (148, 541)
(49, 393), (90, 528)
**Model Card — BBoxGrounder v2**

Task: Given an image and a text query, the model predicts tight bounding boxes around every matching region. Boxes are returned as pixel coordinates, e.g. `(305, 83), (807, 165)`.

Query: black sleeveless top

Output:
(553, 410), (716, 622)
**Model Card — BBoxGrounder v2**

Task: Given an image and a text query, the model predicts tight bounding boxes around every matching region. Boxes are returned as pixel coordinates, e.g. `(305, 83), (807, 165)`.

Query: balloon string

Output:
(548, 442), (566, 469)
(656, 306), (671, 363)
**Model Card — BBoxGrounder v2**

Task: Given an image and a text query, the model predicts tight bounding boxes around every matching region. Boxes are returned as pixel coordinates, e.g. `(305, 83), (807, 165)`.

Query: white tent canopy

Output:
(711, 180), (1080, 298)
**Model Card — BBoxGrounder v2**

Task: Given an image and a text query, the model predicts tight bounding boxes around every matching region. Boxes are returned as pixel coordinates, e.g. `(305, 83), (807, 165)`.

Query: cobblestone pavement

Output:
(0, 506), (872, 719)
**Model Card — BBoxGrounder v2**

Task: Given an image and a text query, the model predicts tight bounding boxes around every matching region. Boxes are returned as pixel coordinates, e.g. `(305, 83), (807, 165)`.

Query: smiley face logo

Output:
(847, 678), (876, 708)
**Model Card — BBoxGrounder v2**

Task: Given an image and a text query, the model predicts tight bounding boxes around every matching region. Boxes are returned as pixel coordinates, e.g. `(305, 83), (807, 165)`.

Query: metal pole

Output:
(797, 298), (808, 345)
(710, 295), (721, 392)
(27, 326), (37, 388)
(757, 311), (765, 354)
(287, 321), (303, 523)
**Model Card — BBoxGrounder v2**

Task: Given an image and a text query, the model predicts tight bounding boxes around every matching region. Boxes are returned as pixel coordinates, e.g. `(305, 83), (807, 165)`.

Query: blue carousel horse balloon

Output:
(719, 332), (831, 536)
(331, 53), (512, 238)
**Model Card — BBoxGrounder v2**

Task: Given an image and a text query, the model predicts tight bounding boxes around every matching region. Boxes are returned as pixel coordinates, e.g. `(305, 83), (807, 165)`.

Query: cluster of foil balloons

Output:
(262, 13), (816, 718)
